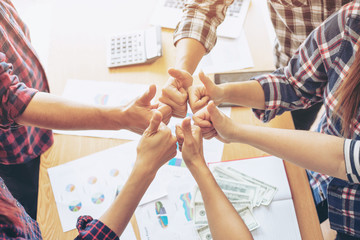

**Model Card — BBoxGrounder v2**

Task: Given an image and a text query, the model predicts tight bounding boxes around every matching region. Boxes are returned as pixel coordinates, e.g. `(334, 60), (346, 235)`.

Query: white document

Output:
(195, 31), (254, 74)
(208, 156), (301, 240)
(54, 79), (150, 140)
(48, 141), (167, 232)
(136, 170), (199, 240)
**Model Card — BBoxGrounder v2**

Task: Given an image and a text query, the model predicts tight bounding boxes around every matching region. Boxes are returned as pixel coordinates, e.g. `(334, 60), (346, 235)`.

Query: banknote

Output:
(212, 166), (265, 206)
(197, 225), (212, 240)
(215, 177), (258, 204)
(226, 167), (277, 205)
(194, 201), (253, 225)
(192, 186), (252, 206)
(236, 206), (260, 231)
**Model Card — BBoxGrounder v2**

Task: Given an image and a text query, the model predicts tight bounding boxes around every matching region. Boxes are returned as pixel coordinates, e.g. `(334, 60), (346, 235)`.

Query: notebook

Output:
(150, 0), (250, 38)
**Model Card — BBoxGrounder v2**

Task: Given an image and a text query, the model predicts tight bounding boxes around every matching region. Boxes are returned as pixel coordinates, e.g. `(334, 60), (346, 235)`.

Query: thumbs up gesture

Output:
(136, 111), (177, 175)
(188, 71), (225, 113)
(122, 84), (172, 135)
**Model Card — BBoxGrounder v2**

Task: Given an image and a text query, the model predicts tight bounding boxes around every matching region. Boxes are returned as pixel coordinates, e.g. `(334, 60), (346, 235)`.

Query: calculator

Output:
(107, 26), (162, 68)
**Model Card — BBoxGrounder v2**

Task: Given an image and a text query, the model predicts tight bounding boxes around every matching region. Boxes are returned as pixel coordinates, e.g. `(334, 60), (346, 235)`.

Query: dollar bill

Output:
(197, 225), (212, 240)
(215, 177), (258, 204)
(192, 186), (252, 206)
(212, 166), (265, 206)
(226, 167), (278, 205)
(236, 206), (260, 231)
(194, 201), (253, 225)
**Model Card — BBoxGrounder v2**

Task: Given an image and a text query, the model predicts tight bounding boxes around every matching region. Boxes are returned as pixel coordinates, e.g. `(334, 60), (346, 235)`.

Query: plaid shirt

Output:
(0, 0), (53, 165)
(252, 2), (360, 236)
(173, 0), (351, 228)
(173, 0), (351, 68)
(0, 178), (119, 240)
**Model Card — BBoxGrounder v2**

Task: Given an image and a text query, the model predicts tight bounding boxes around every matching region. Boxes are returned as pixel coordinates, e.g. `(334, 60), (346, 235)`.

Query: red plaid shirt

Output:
(0, 0), (53, 165)
(0, 178), (119, 240)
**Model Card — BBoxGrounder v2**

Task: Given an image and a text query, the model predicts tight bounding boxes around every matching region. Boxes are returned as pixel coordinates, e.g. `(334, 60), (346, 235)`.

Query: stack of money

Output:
(192, 166), (278, 239)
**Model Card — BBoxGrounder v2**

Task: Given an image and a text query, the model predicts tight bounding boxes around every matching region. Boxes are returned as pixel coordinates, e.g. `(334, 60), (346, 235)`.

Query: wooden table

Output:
(35, 0), (323, 239)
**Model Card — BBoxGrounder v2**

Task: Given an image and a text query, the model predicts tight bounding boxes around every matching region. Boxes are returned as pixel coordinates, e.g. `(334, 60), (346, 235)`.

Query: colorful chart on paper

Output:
(180, 193), (193, 221)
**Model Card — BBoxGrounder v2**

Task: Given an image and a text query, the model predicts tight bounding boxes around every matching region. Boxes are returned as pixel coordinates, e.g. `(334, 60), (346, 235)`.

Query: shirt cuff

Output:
(251, 76), (286, 123)
(76, 216), (119, 240)
(343, 139), (360, 183)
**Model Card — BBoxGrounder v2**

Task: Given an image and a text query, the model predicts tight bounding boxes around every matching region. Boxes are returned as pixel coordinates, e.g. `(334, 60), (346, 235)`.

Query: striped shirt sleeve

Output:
(344, 139), (360, 184)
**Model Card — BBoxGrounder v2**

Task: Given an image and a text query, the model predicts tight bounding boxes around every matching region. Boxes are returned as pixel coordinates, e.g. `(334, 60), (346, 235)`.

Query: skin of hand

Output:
(159, 68), (193, 118)
(176, 117), (254, 240)
(175, 117), (205, 166)
(192, 101), (230, 143)
(122, 84), (172, 134)
(99, 111), (177, 236)
(188, 71), (225, 113)
(135, 111), (178, 173)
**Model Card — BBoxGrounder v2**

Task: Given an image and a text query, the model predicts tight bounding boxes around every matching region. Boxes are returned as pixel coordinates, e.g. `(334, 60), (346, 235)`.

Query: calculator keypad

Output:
(108, 32), (146, 68)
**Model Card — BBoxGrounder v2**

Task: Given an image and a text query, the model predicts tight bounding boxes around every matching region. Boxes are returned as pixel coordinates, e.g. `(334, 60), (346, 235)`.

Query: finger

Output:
(168, 68), (193, 89)
(207, 100), (223, 125)
(199, 71), (215, 91)
(158, 104), (172, 121)
(203, 129), (217, 139)
(143, 111), (162, 137)
(181, 117), (193, 141)
(188, 86), (209, 113)
(160, 86), (188, 106)
(193, 113), (212, 128)
(138, 84), (156, 104)
(175, 125), (184, 151)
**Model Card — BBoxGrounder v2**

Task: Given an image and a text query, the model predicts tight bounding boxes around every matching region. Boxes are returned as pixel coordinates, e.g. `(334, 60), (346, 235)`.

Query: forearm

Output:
(175, 38), (206, 76)
(15, 92), (125, 130)
(234, 124), (346, 180)
(188, 161), (253, 240)
(221, 81), (266, 110)
(99, 166), (155, 236)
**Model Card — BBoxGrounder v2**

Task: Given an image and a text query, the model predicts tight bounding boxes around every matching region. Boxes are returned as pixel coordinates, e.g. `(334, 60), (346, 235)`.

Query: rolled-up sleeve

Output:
(344, 139), (360, 184)
(0, 57), (37, 128)
(75, 216), (119, 240)
(251, 10), (344, 122)
(173, 0), (234, 53)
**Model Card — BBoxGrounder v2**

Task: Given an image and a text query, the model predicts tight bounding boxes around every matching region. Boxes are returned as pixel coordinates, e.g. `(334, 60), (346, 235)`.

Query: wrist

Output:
(132, 161), (157, 182)
(220, 83), (232, 104)
(185, 156), (208, 171)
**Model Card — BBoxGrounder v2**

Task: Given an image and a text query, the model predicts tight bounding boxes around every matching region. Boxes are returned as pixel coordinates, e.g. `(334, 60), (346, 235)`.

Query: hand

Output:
(175, 117), (205, 167)
(192, 101), (231, 143)
(188, 71), (224, 113)
(136, 111), (177, 175)
(206, 101), (239, 143)
(159, 68), (193, 118)
(122, 84), (171, 134)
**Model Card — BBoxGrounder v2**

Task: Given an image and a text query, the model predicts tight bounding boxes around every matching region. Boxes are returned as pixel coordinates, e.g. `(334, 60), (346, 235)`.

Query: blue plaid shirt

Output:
(252, 1), (360, 236)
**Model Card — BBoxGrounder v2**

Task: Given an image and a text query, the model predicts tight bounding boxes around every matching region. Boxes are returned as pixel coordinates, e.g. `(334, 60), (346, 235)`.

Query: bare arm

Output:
(205, 102), (346, 180)
(15, 85), (171, 134)
(99, 112), (177, 236)
(174, 38), (206, 75)
(176, 118), (253, 240)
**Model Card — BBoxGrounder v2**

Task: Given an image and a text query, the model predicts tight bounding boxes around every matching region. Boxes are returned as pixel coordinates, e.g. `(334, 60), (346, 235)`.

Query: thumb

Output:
(207, 101), (223, 125)
(138, 84), (156, 104)
(199, 71), (215, 91)
(181, 117), (194, 141)
(144, 111), (162, 137)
